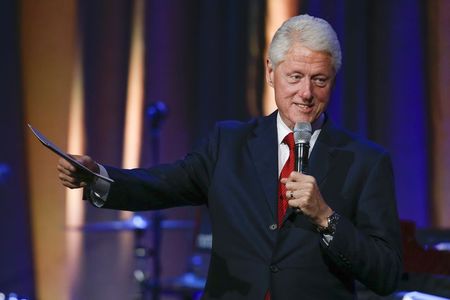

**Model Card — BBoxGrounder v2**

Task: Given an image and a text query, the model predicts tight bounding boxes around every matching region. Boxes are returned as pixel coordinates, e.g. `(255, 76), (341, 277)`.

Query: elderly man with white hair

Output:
(58, 14), (402, 299)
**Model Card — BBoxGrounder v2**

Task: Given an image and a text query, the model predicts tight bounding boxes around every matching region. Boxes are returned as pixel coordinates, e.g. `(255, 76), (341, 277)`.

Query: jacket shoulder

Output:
(214, 115), (271, 138)
(324, 122), (389, 158)
(216, 117), (259, 131)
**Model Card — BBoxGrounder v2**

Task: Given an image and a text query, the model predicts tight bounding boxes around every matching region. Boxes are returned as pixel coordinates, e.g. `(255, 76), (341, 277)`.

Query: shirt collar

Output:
(276, 112), (325, 144)
(277, 113), (292, 145)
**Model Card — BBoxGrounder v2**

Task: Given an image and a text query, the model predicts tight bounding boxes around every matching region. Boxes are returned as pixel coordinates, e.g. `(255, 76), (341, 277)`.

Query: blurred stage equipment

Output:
(159, 207), (212, 299)
(0, 292), (28, 300)
(80, 215), (194, 232)
(355, 221), (450, 299)
(0, 163), (10, 184)
(76, 101), (200, 300)
(401, 221), (450, 276)
(140, 100), (169, 300)
(396, 291), (450, 300)
(78, 214), (195, 300)
(145, 101), (209, 300)
(392, 221), (450, 299)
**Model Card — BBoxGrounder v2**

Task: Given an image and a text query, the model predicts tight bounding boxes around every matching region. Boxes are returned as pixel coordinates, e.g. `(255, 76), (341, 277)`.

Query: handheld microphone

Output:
(293, 122), (312, 173)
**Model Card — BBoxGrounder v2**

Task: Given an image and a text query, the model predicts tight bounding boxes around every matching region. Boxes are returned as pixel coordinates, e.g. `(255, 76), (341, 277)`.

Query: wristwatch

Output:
(316, 211), (340, 235)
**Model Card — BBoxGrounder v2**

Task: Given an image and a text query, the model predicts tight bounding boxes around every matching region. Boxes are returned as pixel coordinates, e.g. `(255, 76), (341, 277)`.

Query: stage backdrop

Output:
(0, 0), (449, 299)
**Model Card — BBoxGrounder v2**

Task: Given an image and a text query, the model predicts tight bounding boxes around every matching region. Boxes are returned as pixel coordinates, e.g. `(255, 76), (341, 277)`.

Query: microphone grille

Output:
(294, 122), (312, 144)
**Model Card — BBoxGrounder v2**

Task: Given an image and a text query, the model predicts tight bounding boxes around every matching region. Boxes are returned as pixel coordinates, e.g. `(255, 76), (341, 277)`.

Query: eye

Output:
(313, 77), (328, 87)
(287, 73), (302, 83)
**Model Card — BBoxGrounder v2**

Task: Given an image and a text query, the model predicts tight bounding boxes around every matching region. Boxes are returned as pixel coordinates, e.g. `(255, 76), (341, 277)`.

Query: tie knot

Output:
(283, 132), (295, 149)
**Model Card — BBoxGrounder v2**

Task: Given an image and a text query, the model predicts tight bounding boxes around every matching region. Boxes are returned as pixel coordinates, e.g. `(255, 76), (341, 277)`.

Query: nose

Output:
(297, 78), (312, 100)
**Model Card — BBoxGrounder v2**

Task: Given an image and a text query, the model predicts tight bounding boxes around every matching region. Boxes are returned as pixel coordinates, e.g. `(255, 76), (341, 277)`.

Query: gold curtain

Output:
(21, 0), (78, 299)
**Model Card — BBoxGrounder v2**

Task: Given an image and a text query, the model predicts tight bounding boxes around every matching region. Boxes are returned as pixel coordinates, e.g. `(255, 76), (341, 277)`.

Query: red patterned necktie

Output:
(278, 132), (295, 226)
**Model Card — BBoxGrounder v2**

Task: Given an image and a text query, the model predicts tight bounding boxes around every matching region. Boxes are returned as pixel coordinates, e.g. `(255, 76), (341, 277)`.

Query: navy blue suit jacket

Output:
(100, 111), (402, 299)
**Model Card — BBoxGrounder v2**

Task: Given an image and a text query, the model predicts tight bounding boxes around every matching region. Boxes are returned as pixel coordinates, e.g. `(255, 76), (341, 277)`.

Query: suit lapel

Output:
(247, 112), (279, 217)
(247, 113), (344, 222)
(309, 137), (334, 186)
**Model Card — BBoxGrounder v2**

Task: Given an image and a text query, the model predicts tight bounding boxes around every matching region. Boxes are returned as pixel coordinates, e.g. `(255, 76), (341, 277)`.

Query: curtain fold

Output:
(0, 0), (35, 297)
(300, 0), (430, 227)
(190, 0), (266, 142)
(140, 0), (267, 293)
(428, 0), (450, 228)
(78, 1), (134, 299)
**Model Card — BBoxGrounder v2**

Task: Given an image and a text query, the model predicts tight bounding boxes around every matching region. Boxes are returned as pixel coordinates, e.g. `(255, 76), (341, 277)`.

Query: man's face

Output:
(266, 44), (335, 129)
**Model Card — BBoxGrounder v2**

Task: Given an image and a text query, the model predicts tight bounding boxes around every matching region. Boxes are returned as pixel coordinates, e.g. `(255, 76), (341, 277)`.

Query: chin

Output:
(293, 115), (313, 124)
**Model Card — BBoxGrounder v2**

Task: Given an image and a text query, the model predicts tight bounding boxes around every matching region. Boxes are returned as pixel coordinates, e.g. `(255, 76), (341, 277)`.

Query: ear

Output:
(265, 58), (274, 87)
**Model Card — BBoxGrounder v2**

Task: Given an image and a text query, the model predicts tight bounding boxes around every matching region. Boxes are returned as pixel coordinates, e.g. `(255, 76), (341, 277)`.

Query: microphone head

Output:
(293, 122), (312, 144)
(147, 101), (169, 130)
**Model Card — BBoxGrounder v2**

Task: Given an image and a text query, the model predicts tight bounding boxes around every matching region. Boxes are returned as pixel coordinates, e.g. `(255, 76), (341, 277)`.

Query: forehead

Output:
(280, 44), (333, 72)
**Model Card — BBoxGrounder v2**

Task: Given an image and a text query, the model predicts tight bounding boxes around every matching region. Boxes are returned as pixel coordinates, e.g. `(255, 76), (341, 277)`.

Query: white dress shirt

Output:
(277, 112), (323, 176)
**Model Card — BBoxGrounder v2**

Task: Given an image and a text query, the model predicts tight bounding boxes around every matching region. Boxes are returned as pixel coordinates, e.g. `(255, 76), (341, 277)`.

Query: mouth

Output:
(293, 102), (314, 110)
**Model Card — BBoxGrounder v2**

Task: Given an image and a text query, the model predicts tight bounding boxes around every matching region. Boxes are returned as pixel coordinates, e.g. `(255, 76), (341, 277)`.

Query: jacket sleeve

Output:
(321, 152), (403, 295)
(94, 126), (220, 212)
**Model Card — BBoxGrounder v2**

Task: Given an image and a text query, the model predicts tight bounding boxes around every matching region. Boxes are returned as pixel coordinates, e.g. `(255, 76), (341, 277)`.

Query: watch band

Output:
(316, 211), (340, 235)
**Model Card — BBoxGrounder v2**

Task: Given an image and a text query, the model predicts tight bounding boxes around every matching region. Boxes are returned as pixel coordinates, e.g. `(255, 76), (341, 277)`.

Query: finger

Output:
(78, 181), (88, 188)
(280, 171), (301, 182)
(58, 172), (79, 184)
(63, 181), (86, 189)
(283, 172), (310, 185)
(58, 158), (77, 172)
(60, 170), (92, 184)
(287, 171), (304, 181)
(76, 155), (99, 173)
(297, 174), (316, 185)
(58, 169), (90, 183)
(286, 190), (295, 200)
(284, 180), (304, 191)
(57, 163), (74, 176)
(287, 178), (316, 191)
(60, 176), (87, 189)
(60, 178), (80, 189)
(287, 198), (303, 212)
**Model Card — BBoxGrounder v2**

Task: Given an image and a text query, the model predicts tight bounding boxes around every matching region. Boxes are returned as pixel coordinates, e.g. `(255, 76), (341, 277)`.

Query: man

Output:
(58, 14), (402, 299)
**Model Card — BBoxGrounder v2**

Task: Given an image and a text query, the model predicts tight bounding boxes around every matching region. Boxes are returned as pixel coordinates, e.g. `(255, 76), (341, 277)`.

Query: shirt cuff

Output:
(90, 164), (111, 207)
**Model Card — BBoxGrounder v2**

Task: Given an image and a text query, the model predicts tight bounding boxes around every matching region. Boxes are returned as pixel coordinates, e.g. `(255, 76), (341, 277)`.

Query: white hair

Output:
(268, 14), (342, 72)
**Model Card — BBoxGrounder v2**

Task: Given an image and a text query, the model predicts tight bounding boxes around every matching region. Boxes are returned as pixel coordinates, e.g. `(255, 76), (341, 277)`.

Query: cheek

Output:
(313, 88), (332, 103)
(315, 103), (327, 113)
(276, 82), (298, 98)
